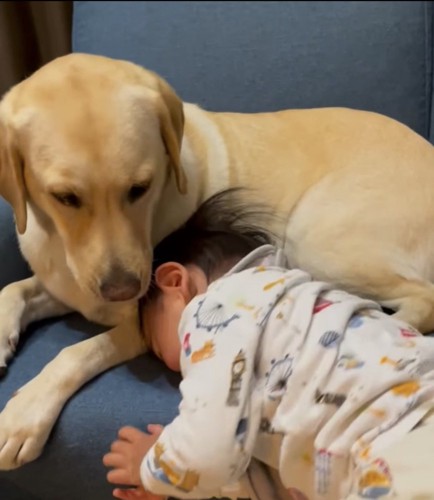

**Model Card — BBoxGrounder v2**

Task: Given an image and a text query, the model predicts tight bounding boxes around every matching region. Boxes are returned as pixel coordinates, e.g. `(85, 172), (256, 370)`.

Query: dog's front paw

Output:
(0, 292), (23, 376)
(0, 323), (20, 377)
(0, 381), (61, 470)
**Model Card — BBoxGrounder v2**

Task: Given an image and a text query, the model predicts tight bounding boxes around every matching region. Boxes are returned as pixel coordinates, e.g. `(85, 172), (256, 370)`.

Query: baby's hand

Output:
(103, 424), (164, 494)
(112, 485), (166, 500)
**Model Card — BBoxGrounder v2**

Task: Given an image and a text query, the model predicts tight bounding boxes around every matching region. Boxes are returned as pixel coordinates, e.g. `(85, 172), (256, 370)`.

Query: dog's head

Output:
(0, 53), (186, 302)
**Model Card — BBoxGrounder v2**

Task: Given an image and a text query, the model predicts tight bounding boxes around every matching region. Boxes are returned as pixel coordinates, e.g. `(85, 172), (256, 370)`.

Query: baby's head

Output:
(141, 189), (274, 371)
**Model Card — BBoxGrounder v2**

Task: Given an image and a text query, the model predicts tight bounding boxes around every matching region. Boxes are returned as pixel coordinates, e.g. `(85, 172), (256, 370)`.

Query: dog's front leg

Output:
(0, 316), (145, 470)
(0, 276), (72, 374)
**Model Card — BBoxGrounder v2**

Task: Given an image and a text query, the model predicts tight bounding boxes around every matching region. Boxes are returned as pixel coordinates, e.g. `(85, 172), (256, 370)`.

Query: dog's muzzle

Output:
(99, 265), (141, 302)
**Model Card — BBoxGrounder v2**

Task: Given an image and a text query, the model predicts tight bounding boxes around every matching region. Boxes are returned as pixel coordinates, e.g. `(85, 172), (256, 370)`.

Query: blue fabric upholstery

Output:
(0, 312), (181, 499)
(0, 199), (31, 289)
(1, 2), (434, 499)
(73, 1), (434, 141)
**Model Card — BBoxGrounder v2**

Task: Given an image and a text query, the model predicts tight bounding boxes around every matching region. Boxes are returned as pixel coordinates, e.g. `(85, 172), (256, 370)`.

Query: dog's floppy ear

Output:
(0, 118), (27, 234)
(157, 79), (187, 194)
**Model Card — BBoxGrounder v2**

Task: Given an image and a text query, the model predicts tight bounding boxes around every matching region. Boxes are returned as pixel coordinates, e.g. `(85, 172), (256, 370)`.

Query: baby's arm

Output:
(104, 425), (167, 500)
(104, 421), (255, 500)
(139, 292), (265, 499)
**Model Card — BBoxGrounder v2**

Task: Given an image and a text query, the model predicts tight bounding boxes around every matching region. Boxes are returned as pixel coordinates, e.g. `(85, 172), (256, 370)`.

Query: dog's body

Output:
(1, 53), (434, 469)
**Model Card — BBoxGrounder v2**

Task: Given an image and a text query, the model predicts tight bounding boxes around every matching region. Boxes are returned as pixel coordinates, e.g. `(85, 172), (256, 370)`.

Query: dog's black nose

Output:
(99, 266), (141, 302)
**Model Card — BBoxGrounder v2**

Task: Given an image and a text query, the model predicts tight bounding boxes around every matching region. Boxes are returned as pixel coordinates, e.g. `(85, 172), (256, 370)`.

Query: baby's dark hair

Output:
(145, 188), (277, 301)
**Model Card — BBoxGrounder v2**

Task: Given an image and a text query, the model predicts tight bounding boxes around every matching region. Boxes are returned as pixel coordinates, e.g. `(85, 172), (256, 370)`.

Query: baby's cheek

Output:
(163, 344), (181, 372)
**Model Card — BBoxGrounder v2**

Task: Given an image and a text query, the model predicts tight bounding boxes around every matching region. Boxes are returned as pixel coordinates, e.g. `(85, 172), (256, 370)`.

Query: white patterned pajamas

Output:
(139, 245), (434, 500)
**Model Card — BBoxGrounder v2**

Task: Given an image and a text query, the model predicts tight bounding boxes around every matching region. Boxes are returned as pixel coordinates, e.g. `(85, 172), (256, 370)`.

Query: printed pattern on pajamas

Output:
(139, 245), (434, 500)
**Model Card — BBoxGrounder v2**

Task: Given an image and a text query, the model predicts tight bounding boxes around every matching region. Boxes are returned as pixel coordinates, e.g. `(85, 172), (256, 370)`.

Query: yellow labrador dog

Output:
(1, 52), (434, 469)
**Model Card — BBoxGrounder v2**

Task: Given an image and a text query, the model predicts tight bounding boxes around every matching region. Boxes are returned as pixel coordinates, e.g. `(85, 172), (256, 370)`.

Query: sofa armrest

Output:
(0, 198), (31, 290)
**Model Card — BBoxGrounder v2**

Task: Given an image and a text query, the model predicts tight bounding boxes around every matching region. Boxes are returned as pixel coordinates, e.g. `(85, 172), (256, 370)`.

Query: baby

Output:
(103, 190), (434, 500)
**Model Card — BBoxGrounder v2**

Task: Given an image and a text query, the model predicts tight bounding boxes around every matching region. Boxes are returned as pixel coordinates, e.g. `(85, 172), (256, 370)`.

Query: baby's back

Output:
(222, 263), (434, 496)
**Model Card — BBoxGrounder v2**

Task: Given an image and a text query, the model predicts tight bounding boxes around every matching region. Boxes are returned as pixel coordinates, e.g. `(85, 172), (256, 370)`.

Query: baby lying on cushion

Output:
(103, 189), (434, 500)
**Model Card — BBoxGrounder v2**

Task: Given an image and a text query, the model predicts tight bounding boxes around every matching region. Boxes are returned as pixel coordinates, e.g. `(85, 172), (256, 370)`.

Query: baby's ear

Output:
(155, 262), (190, 298)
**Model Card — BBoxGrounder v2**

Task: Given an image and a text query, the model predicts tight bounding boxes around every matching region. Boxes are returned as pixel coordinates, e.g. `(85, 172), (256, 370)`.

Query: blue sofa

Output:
(1, 1), (434, 498)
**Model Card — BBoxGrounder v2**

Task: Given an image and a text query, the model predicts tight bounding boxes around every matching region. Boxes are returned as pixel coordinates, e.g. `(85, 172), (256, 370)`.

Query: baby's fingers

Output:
(110, 439), (130, 454)
(113, 488), (151, 500)
(107, 468), (134, 486)
(147, 424), (164, 436)
(118, 426), (145, 442)
(103, 452), (125, 469)
(113, 488), (142, 500)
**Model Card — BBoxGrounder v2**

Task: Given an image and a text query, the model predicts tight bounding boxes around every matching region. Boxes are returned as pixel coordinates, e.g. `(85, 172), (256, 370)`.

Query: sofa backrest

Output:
(73, 1), (434, 142)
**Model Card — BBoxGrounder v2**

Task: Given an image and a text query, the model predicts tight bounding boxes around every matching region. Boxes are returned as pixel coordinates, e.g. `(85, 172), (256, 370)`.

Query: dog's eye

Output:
(128, 183), (150, 203)
(51, 192), (82, 208)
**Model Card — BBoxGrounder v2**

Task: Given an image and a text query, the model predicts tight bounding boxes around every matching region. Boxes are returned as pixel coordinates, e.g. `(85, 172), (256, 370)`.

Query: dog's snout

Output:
(99, 265), (141, 302)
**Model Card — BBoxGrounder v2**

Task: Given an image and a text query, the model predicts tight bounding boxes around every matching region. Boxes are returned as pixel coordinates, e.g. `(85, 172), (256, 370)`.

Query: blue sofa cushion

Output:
(0, 313), (181, 500)
(73, 1), (434, 141)
(0, 199), (31, 289)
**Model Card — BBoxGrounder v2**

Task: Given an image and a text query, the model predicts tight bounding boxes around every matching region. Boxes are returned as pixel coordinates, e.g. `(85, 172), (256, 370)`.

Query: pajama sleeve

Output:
(140, 289), (265, 499)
